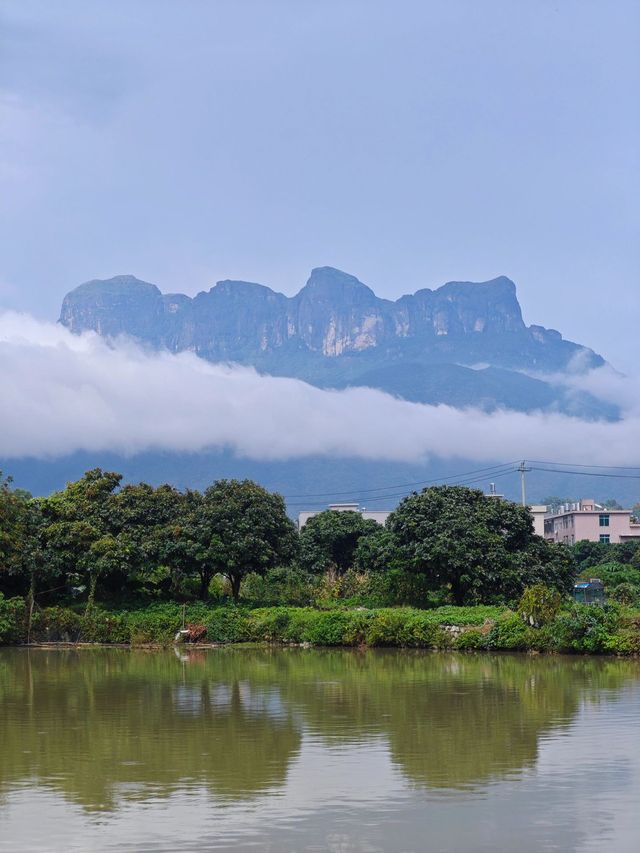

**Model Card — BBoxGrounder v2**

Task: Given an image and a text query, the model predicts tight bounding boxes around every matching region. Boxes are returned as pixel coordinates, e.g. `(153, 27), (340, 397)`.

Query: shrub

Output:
(305, 610), (353, 646)
(517, 584), (562, 628)
(486, 612), (531, 651)
(32, 606), (83, 642)
(277, 608), (315, 643)
(245, 607), (292, 641)
(402, 612), (443, 647)
(553, 604), (619, 654)
(80, 609), (129, 643)
(455, 629), (486, 651)
(206, 607), (249, 643)
(364, 609), (411, 646)
(0, 594), (26, 644)
(610, 583), (637, 606)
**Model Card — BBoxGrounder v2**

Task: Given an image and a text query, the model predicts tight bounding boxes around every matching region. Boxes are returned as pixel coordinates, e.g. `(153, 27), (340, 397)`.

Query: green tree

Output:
(299, 510), (380, 578)
(387, 486), (575, 605)
(0, 472), (27, 586)
(354, 525), (399, 574)
(539, 495), (574, 514)
(167, 480), (297, 602)
(153, 489), (208, 597)
(41, 469), (124, 607)
(108, 482), (185, 597)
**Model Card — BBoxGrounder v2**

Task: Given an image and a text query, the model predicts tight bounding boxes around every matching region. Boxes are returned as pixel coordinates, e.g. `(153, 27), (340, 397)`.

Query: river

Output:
(0, 647), (639, 852)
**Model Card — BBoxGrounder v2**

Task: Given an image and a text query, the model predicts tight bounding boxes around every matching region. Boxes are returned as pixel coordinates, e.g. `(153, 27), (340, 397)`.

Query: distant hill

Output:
(4, 451), (638, 514)
(59, 266), (614, 419)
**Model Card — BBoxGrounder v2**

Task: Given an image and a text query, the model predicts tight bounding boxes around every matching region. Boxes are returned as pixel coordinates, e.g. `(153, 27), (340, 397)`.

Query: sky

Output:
(1, 0), (638, 371)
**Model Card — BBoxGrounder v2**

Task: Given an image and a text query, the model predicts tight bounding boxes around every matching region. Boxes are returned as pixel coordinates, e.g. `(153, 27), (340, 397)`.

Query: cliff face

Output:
(59, 266), (611, 418)
(60, 266), (591, 365)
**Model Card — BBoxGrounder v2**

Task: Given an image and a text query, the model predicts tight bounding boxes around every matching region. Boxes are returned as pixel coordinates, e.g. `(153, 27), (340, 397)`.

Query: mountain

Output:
(59, 266), (613, 418)
(6, 450), (640, 514)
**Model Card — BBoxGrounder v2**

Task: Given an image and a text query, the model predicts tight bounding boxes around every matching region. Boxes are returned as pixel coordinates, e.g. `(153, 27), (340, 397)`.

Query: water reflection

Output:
(0, 647), (638, 817)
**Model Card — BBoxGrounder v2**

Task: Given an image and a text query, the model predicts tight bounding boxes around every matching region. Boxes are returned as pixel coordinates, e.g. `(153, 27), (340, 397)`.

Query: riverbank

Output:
(2, 597), (640, 654)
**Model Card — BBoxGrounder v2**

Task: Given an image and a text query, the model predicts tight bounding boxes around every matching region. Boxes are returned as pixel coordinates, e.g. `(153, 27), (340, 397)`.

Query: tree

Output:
(354, 526), (399, 574)
(174, 480), (298, 601)
(603, 499), (623, 510)
(387, 485), (575, 605)
(539, 496), (574, 514)
(40, 469), (124, 607)
(0, 472), (27, 585)
(108, 482), (185, 596)
(571, 540), (611, 573)
(153, 489), (208, 597)
(299, 510), (380, 578)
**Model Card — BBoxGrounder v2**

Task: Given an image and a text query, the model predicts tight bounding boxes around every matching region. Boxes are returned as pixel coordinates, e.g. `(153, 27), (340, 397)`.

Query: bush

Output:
(282, 608), (327, 643)
(553, 604), (619, 654)
(610, 583), (637, 606)
(486, 612), (531, 651)
(205, 607), (249, 643)
(304, 610), (356, 646)
(517, 584), (562, 628)
(0, 594), (26, 644)
(126, 603), (184, 645)
(364, 609), (411, 646)
(32, 606), (83, 642)
(245, 607), (292, 641)
(455, 629), (486, 651)
(1, 599), (638, 655)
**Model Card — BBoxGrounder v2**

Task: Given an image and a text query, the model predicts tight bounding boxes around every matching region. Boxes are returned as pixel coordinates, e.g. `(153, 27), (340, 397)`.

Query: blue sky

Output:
(1, 0), (638, 369)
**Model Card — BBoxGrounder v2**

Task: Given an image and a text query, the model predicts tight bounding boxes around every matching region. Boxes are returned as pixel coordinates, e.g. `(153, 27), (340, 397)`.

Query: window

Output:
(599, 534), (610, 544)
(599, 514), (610, 527)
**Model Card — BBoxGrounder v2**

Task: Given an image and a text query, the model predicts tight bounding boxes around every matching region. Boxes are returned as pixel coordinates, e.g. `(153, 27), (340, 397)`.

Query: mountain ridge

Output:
(59, 266), (612, 419)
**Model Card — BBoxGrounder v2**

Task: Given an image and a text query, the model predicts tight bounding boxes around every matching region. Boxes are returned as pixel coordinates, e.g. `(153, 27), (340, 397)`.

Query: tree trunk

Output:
(199, 568), (213, 600)
(27, 571), (36, 645)
(450, 577), (465, 606)
(86, 571), (98, 612)
(228, 573), (242, 603)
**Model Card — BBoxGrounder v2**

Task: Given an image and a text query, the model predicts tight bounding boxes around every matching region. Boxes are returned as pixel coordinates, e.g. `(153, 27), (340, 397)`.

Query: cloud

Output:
(1, 310), (640, 465)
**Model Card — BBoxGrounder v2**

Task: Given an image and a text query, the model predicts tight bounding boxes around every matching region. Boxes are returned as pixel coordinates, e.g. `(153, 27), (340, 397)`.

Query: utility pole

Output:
(518, 461), (532, 507)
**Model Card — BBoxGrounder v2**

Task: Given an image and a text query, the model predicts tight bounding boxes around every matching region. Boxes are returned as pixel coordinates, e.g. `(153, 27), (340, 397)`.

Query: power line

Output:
(530, 466), (640, 480)
(528, 460), (640, 471)
(282, 461), (519, 500)
(284, 459), (640, 507)
(285, 467), (519, 507)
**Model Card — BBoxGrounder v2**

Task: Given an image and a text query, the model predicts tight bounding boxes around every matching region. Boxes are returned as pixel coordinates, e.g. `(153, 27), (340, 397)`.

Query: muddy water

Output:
(0, 647), (639, 852)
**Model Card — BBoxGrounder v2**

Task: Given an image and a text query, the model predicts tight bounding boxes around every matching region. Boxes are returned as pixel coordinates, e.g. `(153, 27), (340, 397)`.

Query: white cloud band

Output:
(1, 311), (638, 465)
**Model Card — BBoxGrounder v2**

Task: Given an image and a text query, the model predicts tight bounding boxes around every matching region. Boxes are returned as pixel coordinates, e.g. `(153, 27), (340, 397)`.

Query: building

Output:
(544, 499), (640, 546)
(573, 579), (606, 605)
(529, 505), (548, 538)
(484, 484), (547, 537)
(298, 502), (391, 530)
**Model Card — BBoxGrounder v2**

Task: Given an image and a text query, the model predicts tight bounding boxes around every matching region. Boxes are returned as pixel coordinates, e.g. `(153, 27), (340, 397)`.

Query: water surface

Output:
(1, 647), (639, 852)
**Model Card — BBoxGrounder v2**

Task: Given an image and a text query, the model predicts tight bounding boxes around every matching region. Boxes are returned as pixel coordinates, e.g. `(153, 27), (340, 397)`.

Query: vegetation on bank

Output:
(1, 596), (640, 655)
(2, 468), (640, 654)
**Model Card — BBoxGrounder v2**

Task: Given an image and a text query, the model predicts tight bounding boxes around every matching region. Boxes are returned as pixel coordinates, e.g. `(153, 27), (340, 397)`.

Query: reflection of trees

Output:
(0, 649), (301, 810)
(0, 648), (637, 811)
(271, 650), (638, 789)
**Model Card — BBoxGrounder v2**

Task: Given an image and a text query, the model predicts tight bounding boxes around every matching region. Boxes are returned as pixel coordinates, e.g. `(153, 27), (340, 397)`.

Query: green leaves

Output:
(387, 486), (575, 606)
(299, 510), (380, 577)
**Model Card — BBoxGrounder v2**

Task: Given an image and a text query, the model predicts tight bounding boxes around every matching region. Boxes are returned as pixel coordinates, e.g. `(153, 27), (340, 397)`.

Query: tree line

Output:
(1, 469), (579, 608)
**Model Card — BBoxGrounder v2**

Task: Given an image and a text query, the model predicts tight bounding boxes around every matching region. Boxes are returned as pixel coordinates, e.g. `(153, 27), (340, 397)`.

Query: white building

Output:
(297, 502), (391, 530)
(529, 505), (548, 538)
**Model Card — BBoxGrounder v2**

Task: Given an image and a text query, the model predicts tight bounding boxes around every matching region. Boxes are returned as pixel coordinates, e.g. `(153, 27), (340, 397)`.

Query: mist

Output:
(1, 311), (639, 466)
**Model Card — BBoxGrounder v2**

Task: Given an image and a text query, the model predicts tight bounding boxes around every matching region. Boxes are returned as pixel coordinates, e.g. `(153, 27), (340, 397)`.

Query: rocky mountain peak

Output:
(298, 267), (377, 303)
(58, 266), (608, 418)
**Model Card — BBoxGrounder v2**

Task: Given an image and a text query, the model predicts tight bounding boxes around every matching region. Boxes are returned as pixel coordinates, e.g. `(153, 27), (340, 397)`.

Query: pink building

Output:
(544, 499), (640, 546)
